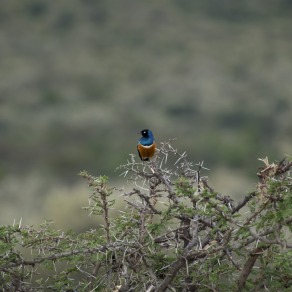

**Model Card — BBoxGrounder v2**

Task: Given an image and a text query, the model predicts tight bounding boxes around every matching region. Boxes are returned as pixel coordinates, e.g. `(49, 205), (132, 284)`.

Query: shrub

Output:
(0, 142), (291, 291)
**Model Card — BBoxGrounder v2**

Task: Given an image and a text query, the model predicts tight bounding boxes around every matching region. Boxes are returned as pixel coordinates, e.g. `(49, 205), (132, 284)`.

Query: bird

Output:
(137, 129), (156, 161)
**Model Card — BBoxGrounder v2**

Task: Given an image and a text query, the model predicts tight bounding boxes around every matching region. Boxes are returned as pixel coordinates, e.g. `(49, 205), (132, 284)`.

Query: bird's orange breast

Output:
(137, 142), (156, 161)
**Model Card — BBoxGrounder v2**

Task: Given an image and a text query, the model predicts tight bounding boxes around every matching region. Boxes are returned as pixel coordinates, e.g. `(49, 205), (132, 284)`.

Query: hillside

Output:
(0, 0), (291, 229)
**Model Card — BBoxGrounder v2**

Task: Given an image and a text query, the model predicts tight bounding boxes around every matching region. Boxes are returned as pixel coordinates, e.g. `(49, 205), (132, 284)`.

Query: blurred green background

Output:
(0, 1), (291, 231)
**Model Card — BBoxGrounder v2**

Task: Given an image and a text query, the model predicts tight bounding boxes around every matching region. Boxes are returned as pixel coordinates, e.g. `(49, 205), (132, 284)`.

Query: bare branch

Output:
(237, 246), (268, 291)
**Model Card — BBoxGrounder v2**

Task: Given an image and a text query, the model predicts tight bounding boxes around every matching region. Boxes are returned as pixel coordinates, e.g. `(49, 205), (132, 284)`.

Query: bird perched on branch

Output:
(137, 129), (156, 161)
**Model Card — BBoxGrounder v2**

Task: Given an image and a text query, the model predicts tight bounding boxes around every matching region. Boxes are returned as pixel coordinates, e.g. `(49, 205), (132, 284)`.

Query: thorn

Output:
(19, 217), (22, 228)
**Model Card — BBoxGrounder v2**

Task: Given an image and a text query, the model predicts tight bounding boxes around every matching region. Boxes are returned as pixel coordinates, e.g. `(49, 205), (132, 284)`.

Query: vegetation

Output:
(1, 1), (291, 179)
(1, 142), (291, 291)
(1, 0), (292, 229)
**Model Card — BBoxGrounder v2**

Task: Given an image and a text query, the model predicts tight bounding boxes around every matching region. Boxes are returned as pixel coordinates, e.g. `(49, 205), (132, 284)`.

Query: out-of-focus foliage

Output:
(0, 1), (291, 228)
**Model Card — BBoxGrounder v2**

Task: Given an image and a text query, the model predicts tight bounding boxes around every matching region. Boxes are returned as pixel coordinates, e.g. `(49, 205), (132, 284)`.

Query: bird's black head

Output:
(140, 129), (150, 137)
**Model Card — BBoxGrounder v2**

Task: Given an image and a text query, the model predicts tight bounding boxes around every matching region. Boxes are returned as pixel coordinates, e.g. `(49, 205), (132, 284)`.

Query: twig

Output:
(237, 246), (268, 291)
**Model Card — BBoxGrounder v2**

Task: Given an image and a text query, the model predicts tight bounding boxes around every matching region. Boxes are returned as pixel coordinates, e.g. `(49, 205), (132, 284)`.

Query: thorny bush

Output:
(0, 141), (292, 291)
